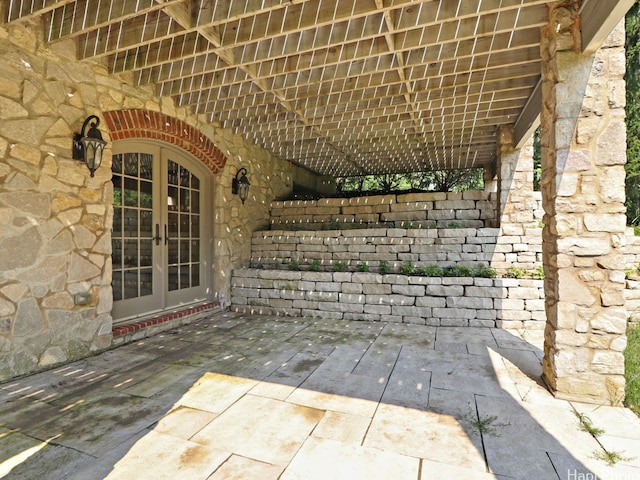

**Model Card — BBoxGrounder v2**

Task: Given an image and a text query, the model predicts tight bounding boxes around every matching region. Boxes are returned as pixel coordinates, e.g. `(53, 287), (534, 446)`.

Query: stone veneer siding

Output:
(231, 269), (545, 329)
(0, 18), (322, 381)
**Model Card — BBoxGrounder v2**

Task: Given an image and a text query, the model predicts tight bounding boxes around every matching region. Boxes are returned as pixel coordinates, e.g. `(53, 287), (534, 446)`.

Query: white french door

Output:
(111, 141), (210, 321)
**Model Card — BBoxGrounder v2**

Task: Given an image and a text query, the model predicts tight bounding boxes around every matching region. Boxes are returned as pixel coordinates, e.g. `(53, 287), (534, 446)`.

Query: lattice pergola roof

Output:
(3, 1), (632, 177)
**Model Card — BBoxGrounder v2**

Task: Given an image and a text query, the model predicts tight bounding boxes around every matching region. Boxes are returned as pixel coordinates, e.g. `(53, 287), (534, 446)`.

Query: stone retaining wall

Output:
(270, 191), (498, 230)
(231, 268), (545, 329)
(251, 226), (543, 273)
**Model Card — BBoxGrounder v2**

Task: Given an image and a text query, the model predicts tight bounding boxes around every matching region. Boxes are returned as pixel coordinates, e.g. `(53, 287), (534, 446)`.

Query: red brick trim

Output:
(112, 302), (219, 337)
(103, 110), (227, 173)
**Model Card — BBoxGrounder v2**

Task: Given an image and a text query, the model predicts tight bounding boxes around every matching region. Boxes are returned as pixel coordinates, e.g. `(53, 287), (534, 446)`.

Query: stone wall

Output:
(0, 18), (319, 381)
(250, 226), (543, 273)
(270, 191), (498, 230)
(231, 268), (545, 329)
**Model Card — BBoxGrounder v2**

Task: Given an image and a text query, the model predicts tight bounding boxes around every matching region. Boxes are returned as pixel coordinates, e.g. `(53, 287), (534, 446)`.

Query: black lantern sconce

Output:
(72, 115), (107, 177)
(232, 167), (251, 204)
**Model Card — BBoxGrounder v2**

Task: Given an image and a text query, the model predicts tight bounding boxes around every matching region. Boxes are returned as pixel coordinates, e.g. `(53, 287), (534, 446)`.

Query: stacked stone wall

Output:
(231, 269), (545, 329)
(270, 191), (498, 229)
(250, 227), (543, 273)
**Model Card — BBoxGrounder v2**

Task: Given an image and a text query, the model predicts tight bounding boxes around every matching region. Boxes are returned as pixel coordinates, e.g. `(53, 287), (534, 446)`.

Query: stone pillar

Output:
(540, 3), (627, 404)
(496, 125), (537, 230)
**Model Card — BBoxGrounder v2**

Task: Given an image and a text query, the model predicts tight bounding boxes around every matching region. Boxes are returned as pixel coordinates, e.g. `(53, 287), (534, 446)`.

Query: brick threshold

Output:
(112, 301), (220, 337)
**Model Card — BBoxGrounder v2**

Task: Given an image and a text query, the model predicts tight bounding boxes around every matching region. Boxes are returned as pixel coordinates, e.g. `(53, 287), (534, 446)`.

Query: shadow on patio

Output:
(1, 312), (639, 479)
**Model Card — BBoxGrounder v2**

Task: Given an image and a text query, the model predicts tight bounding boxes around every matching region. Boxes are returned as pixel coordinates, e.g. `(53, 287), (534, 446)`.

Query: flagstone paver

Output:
(0, 311), (639, 480)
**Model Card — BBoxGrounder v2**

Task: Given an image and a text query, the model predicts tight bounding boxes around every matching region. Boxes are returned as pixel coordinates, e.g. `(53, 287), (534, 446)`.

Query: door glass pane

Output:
(166, 159), (201, 292)
(112, 151), (154, 303)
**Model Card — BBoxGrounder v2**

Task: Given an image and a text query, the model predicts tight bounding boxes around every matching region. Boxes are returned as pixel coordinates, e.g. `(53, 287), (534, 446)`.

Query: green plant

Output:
(399, 260), (415, 275)
(332, 261), (347, 272)
(503, 266), (527, 278)
(402, 221), (415, 229)
(356, 261), (369, 272)
(464, 411), (509, 437)
(271, 262), (279, 269)
(255, 263), (264, 269)
(287, 261), (300, 271)
(419, 265), (444, 277)
(635, 225), (640, 236)
(592, 449), (636, 466)
(626, 324), (640, 416)
(627, 264), (640, 279)
(573, 411), (605, 437)
(329, 218), (340, 229)
(476, 265), (497, 278)
(309, 259), (321, 272)
(379, 260), (391, 274)
(531, 265), (545, 279)
(447, 221), (461, 228)
(446, 265), (476, 277)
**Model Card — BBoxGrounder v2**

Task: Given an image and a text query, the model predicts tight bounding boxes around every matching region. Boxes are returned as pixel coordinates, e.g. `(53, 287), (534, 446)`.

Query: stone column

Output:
(540, 3), (627, 404)
(496, 125), (537, 230)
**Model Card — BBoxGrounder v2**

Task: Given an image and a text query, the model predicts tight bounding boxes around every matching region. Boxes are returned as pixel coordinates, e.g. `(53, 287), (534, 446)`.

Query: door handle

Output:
(153, 224), (162, 246)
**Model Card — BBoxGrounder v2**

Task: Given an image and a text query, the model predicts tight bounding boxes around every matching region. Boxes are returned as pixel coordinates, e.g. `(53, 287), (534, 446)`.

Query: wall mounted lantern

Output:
(232, 167), (251, 204)
(72, 115), (107, 177)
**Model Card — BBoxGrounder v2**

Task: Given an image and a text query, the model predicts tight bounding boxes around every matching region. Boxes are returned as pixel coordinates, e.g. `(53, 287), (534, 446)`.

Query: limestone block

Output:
(318, 301), (363, 313)
(583, 213), (626, 233)
(364, 304), (391, 315)
(590, 308), (627, 334)
(391, 284), (425, 296)
(425, 285), (464, 297)
(591, 351), (625, 375)
(342, 283), (363, 294)
(362, 283), (391, 295)
(446, 296), (493, 309)
(306, 291), (339, 302)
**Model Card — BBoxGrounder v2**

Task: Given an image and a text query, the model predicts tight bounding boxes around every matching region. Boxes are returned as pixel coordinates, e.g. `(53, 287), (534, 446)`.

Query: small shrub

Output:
(419, 265), (444, 277)
(332, 261), (347, 272)
(402, 221), (415, 229)
(399, 260), (415, 275)
(446, 265), (476, 277)
(447, 221), (461, 228)
(635, 225), (640, 237)
(270, 262), (279, 269)
(329, 218), (340, 229)
(309, 259), (321, 272)
(379, 260), (391, 274)
(287, 261), (300, 271)
(531, 265), (545, 279)
(356, 262), (369, 272)
(503, 266), (527, 278)
(476, 265), (497, 278)
(255, 263), (264, 269)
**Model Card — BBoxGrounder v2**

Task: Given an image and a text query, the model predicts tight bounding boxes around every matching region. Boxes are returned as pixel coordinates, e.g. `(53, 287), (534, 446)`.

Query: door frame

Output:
(110, 139), (214, 323)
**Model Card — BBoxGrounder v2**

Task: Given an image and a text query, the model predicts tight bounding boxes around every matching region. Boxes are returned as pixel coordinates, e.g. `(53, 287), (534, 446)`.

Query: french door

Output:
(111, 141), (210, 321)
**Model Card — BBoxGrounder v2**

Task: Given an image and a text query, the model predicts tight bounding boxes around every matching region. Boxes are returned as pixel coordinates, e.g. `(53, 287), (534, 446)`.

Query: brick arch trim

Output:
(103, 110), (227, 173)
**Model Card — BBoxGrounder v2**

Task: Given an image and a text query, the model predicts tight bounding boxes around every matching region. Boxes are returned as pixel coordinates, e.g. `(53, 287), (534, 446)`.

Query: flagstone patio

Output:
(1, 312), (639, 480)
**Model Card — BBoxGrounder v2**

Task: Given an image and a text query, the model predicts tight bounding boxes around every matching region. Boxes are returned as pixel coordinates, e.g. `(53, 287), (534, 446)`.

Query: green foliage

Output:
(287, 261), (300, 271)
(255, 263), (264, 269)
(329, 218), (340, 229)
(592, 449), (636, 467)
(399, 261), (415, 275)
(626, 324), (640, 416)
(402, 221), (415, 229)
(337, 168), (484, 195)
(573, 411), (605, 437)
(379, 260), (391, 274)
(332, 261), (347, 272)
(476, 265), (498, 278)
(417, 265), (445, 277)
(533, 126), (541, 191)
(635, 225), (640, 236)
(503, 266), (527, 279)
(447, 221), (461, 228)
(309, 259), (321, 272)
(627, 2), (640, 225)
(531, 265), (545, 279)
(356, 262), (369, 272)
(446, 265), (476, 277)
